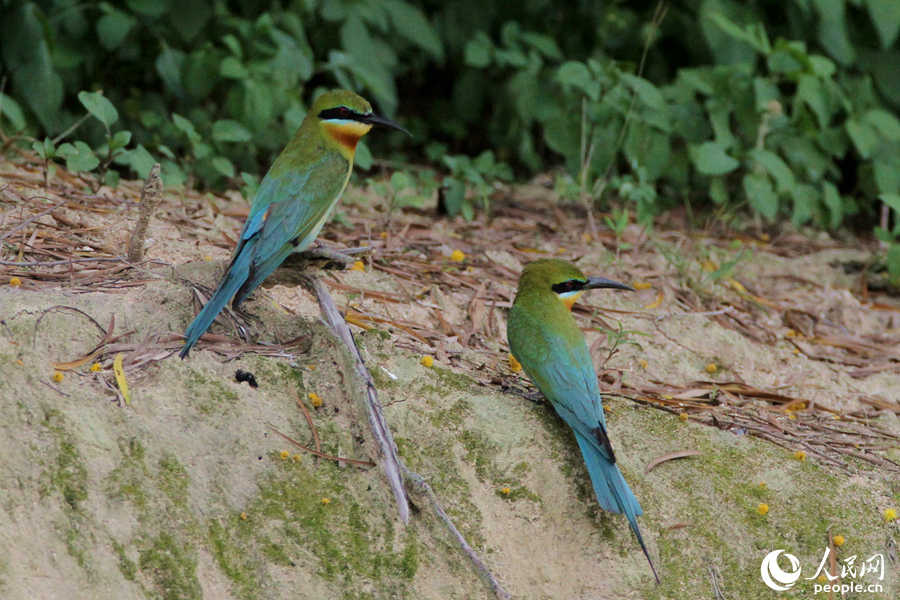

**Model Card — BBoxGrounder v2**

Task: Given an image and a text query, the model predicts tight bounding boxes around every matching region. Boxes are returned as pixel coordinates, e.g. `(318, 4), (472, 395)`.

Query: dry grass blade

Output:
(267, 426), (375, 467)
(645, 450), (703, 474)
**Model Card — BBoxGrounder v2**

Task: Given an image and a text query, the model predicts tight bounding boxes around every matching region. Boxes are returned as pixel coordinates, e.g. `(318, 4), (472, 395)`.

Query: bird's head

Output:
(515, 258), (634, 310)
(311, 90), (410, 157)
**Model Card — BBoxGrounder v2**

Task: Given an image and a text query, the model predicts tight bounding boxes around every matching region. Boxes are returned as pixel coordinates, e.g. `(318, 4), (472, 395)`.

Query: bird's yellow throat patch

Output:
(322, 121), (372, 156)
(558, 290), (584, 310)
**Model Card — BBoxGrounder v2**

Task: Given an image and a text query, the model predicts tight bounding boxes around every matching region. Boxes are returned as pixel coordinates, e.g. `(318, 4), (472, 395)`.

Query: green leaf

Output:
(382, 0), (443, 61)
(881, 193), (900, 213)
(821, 181), (843, 229)
(887, 243), (900, 285)
(867, 0), (900, 49)
(797, 75), (830, 128)
(172, 113), (201, 144)
(0, 93), (27, 131)
(211, 120), (252, 142)
(110, 130), (132, 151)
(691, 142), (740, 176)
(813, 0), (856, 65)
(355, 141), (372, 170)
(103, 170), (120, 188)
(58, 141), (101, 173)
(463, 33), (493, 68)
(809, 55), (836, 77)
(749, 149), (796, 193)
(706, 12), (771, 55)
(32, 137), (56, 160)
(3, 4), (64, 130)
(621, 74), (666, 112)
(790, 184), (819, 226)
(156, 46), (186, 99)
(863, 109), (900, 141)
(461, 199), (475, 221)
(96, 9), (136, 50)
(846, 119), (878, 159)
(211, 156), (234, 178)
(77, 91), (119, 128)
(390, 171), (414, 192)
(753, 77), (779, 112)
(119, 145), (156, 178)
(743, 172), (779, 220)
(521, 32), (563, 60)
(709, 177), (728, 205)
(556, 61), (599, 100)
(875, 154), (900, 195)
(442, 178), (466, 217)
(219, 56), (249, 79)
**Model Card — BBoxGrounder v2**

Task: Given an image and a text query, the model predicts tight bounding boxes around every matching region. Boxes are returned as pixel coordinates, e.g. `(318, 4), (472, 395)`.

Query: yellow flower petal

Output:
(757, 503), (769, 516)
(9, 277), (21, 287)
(421, 355), (434, 368)
(280, 450), (290, 460)
(450, 249), (466, 262)
(351, 260), (365, 272)
(508, 354), (522, 373)
(113, 353), (130, 404)
(833, 535), (844, 546)
(308, 392), (322, 408)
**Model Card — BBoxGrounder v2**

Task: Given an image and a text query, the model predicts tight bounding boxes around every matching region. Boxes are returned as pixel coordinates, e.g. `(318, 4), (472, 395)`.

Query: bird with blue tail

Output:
(507, 258), (659, 582)
(180, 90), (409, 358)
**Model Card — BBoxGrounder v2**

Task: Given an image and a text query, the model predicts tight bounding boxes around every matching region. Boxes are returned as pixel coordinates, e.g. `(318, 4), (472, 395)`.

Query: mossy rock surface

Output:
(0, 267), (897, 600)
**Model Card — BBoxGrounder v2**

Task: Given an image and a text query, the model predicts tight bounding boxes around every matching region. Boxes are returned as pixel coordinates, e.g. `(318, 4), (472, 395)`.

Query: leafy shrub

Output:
(1, 0), (899, 239)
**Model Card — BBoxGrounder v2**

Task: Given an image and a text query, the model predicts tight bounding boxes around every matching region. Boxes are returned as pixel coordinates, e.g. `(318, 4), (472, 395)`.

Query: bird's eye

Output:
(339, 107), (350, 116)
(566, 280), (577, 291)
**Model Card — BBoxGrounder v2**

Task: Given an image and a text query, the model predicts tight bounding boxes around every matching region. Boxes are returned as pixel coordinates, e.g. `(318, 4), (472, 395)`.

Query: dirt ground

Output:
(1, 159), (899, 600)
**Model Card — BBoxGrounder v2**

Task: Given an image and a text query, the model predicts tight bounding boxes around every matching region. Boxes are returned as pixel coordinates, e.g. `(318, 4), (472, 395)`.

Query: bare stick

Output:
(126, 163), (162, 262)
(305, 275), (410, 524)
(307, 275), (511, 598)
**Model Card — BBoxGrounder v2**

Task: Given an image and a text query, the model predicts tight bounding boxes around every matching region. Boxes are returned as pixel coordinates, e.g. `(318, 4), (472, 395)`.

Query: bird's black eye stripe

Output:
(318, 106), (366, 121)
(551, 279), (585, 294)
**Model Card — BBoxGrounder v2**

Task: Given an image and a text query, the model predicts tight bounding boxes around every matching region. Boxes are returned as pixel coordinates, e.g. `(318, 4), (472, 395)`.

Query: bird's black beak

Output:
(363, 113), (411, 136)
(584, 276), (635, 292)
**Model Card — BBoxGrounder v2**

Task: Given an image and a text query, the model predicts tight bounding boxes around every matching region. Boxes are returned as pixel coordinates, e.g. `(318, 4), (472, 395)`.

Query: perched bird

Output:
(180, 89), (408, 358)
(507, 258), (658, 582)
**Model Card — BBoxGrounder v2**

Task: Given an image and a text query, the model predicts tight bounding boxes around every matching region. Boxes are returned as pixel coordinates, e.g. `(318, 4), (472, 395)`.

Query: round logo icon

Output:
(761, 550), (802, 591)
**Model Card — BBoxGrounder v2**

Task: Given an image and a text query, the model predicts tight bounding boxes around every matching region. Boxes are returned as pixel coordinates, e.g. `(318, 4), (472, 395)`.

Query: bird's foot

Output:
(295, 244), (373, 270)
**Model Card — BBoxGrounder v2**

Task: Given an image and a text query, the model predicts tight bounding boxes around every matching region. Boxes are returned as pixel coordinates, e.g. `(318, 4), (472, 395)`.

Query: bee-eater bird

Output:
(507, 259), (658, 582)
(180, 89), (408, 358)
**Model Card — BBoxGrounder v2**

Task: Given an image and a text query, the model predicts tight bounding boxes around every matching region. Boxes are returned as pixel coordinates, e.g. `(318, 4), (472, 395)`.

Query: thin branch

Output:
(403, 466), (512, 600)
(305, 274), (410, 524)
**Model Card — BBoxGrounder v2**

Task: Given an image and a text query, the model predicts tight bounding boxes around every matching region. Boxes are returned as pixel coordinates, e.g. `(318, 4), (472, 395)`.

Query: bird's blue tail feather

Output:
(574, 430), (660, 583)
(180, 253), (251, 359)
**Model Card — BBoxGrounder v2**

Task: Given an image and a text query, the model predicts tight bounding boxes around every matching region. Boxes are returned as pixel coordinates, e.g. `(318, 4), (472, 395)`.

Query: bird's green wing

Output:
(509, 305), (613, 459)
(232, 151), (350, 304)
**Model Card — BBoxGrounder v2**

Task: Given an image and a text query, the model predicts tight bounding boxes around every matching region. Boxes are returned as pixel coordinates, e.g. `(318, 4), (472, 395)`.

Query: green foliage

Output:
(441, 151), (512, 220)
(1, 0), (899, 244)
(1, 0), (439, 188)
